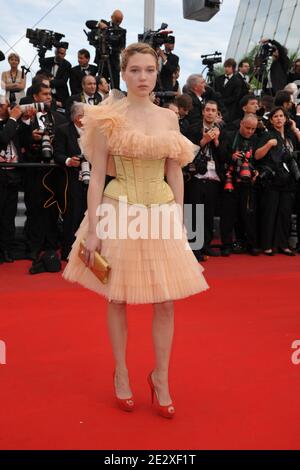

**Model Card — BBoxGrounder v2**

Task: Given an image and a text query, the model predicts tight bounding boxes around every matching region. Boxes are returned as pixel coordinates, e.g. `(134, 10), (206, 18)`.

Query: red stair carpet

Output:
(0, 255), (300, 450)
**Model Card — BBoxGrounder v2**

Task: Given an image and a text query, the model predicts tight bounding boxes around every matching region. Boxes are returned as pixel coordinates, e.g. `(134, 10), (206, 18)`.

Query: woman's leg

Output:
(107, 301), (132, 399)
(151, 301), (174, 405)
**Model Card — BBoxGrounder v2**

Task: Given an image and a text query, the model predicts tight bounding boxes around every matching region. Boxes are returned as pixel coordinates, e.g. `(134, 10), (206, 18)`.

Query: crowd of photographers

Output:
(1, 13), (300, 271)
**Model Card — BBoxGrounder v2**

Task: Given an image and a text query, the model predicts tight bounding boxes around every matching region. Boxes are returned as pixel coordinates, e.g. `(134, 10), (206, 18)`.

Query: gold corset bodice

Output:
(103, 156), (174, 206)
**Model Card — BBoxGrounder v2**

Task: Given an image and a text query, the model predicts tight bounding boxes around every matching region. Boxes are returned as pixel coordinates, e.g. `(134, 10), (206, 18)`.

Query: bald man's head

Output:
(240, 113), (258, 139)
(111, 10), (123, 25)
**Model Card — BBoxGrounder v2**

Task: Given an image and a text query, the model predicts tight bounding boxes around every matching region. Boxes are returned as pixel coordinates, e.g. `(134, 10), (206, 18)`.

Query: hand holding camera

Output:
(68, 156), (81, 168)
(232, 151), (243, 161)
(32, 129), (43, 142)
(8, 105), (23, 120)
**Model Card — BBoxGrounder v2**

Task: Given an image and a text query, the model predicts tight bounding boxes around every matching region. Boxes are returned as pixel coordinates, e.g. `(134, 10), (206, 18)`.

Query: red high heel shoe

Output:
(147, 371), (175, 419)
(113, 371), (135, 412)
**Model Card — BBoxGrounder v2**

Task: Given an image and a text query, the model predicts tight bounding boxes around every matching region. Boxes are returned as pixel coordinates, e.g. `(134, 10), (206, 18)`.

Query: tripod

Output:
(94, 31), (115, 90)
(201, 64), (217, 90)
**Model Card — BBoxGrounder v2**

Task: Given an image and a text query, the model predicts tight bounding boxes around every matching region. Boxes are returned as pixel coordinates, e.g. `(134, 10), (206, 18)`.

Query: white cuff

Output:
(65, 157), (71, 166)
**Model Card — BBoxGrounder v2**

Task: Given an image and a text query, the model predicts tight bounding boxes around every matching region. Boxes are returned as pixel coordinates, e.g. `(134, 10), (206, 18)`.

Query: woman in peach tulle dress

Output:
(63, 43), (208, 418)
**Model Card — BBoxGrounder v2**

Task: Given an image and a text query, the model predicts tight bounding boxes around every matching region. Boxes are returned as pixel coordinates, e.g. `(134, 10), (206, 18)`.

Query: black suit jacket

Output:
(39, 56), (72, 105)
(215, 74), (242, 122)
(0, 118), (23, 163)
(236, 73), (250, 102)
(65, 92), (102, 119)
(54, 122), (81, 165)
(21, 111), (67, 162)
(159, 52), (179, 91)
(69, 64), (98, 95)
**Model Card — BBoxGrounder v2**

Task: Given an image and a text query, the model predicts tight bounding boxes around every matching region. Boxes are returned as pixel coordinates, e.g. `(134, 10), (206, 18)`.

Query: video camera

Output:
(138, 23), (173, 50)
(26, 28), (68, 57)
(84, 21), (125, 57)
(201, 51), (222, 67)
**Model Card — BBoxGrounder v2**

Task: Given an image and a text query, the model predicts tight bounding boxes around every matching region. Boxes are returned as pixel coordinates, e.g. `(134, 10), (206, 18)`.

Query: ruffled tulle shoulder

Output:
(79, 92), (128, 170)
(109, 128), (195, 167)
(80, 93), (196, 170)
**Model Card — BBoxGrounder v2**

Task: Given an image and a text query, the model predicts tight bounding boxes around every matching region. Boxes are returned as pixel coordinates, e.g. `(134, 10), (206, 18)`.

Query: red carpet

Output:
(0, 255), (300, 450)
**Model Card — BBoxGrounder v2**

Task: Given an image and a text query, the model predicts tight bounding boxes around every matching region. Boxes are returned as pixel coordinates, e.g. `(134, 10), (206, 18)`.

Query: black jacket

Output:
(215, 74), (242, 122)
(0, 118), (24, 180)
(39, 56), (72, 105)
(54, 122), (81, 166)
(185, 87), (223, 144)
(65, 92), (102, 119)
(268, 40), (290, 95)
(69, 64), (98, 95)
(159, 52), (179, 91)
(21, 111), (67, 162)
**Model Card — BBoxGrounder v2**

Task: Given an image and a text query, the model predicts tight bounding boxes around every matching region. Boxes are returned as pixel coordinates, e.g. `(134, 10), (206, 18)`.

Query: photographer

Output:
(21, 82), (66, 261)
(255, 107), (300, 255)
(220, 114), (260, 256)
(54, 103), (88, 260)
(69, 49), (97, 95)
(185, 74), (222, 144)
(39, 45), (71, 107)
(184, 101), (223, 260)
(65, 75), (102, 120)
(86, 10), (126, 89)
(0, 96), (23, 263)
(260, 38), (290, 96)
(157, 36), (179, 92)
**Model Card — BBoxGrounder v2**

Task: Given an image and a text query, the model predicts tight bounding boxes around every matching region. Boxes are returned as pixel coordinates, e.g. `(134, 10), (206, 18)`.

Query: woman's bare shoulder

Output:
(151, 105), (178, 129)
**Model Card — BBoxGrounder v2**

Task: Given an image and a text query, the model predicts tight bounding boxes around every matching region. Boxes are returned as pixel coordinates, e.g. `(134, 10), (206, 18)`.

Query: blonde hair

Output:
(121, 43), (158, 71)
(8, 53), (20, 63)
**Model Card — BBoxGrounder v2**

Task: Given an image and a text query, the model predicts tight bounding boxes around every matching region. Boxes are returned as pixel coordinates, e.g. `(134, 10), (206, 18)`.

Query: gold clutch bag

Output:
(78, 240), (111, 284)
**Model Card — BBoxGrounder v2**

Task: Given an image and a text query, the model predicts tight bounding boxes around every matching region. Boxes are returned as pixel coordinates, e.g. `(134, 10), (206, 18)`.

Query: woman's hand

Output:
(268, 138), (278, 148)
(84, 233), (102, 268)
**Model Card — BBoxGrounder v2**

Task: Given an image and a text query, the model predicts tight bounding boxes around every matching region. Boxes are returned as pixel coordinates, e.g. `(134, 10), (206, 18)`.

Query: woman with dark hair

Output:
(255, 107), (300, 255)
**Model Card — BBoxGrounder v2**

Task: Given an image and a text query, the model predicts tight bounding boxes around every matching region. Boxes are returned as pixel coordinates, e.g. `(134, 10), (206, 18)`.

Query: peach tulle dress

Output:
(63, 95), (209, 304)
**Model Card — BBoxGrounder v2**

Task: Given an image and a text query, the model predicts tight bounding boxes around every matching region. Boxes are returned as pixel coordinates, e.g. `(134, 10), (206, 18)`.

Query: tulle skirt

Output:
(63, 196), (209, 304)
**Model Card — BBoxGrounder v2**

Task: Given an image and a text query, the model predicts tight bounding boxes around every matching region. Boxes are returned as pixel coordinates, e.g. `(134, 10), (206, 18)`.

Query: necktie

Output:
(88, 97), (94, 105)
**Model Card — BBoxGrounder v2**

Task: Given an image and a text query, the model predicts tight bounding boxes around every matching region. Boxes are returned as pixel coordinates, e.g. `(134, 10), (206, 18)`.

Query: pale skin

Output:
(84, 52), (183, 406)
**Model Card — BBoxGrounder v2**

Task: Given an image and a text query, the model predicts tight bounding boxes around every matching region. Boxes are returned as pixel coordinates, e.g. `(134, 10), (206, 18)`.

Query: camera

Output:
(201, 51), (222, 67)
(26, 28), (68, 57)
(138, 23), (173, 50)
(254, 42), (276, 72)
(224, 149), (255, 191)
(39, 114), (55, 162)
(84, 22), (125, 57)
(79, 155), (90, 185)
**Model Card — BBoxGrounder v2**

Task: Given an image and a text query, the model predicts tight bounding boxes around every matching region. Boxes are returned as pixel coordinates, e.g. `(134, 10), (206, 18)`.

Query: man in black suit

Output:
(21, 83), (66, 261)
(39, 45), (71, 107)
(215, 58), (242, 123)
(54, 102), (88, 259)
(236, 60), (251, 109)
(184, 74), (223, 144)
(0, 98), (23, 262)
(65, 75), (102, 119)
(69, 49), (97, 95)
(86, 10), (126, 89)
(158, 36), (179, 91)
